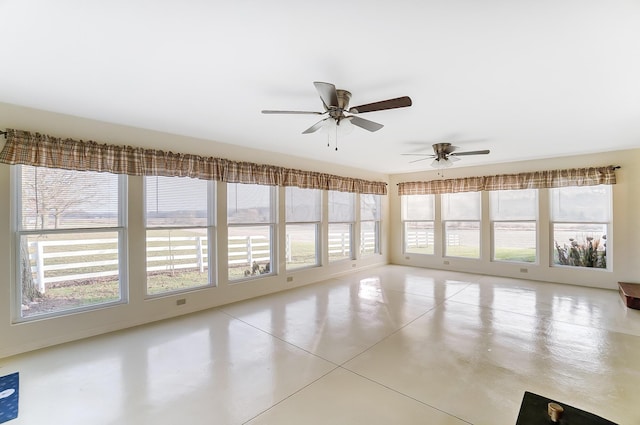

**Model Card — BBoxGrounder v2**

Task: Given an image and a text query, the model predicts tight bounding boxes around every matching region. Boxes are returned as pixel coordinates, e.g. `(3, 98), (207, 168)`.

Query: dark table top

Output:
(515, 392), (617, 425)
(619, 281), (640, 298)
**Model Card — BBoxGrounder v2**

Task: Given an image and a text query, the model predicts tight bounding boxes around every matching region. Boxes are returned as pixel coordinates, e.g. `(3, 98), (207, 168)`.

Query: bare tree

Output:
(20, 239), (40, 304)
(19, 166), (97, 302)
(21, 167), (95, 230)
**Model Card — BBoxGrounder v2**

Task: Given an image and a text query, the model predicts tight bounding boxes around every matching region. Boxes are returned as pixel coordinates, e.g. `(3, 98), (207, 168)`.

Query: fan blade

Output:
(401, 153), (434, 157)
(348, 96), (412, 114)
(350, 116), (384, 132)
(450, 149), (490, 156)
(313, 82), (338, 109)
(408, 157), (431, 164)
(302, 118), (330, 134)
(262, 110), (323, 115)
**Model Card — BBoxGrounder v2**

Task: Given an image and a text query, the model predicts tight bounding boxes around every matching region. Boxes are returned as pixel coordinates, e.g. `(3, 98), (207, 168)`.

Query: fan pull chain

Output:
(327, 123), (339, 151)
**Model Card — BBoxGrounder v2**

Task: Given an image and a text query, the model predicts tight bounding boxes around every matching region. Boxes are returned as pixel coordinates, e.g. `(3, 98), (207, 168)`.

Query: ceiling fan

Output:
(262, 82), (412, 140)
(402, 143), (490, 168)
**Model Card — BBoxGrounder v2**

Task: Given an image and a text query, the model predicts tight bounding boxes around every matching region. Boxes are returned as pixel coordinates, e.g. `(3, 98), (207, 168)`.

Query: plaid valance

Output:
(398, 166), (617, 195)
(0, 129), (387, 195)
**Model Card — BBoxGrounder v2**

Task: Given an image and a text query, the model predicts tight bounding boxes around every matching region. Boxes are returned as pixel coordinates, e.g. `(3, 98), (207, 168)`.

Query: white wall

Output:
(0, 102), (390, 358)
(389, 150), (640, 289)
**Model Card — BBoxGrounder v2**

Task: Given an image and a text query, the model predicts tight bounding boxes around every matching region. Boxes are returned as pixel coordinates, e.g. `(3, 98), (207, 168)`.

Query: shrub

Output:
(554, 235), (606, 268)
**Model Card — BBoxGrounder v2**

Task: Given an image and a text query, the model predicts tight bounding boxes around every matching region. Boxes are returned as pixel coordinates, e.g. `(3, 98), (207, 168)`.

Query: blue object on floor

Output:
(0, 373), (19, 424)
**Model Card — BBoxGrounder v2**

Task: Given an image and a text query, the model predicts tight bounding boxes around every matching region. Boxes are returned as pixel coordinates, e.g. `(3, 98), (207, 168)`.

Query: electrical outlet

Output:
(286, 276), (293, 282)
(352, 263), (357, 268)
(405, 256), (410, 260)
(520, 268), (528, 273)
(443, 260), (450, 265)
(176, 298), (186, 306)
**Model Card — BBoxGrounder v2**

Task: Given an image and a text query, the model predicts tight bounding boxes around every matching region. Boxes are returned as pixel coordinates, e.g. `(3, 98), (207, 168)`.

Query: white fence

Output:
(328, 232), (351, 257)
(29, 231), (375, 291)
(146, 235), (208, 273)
(360, 231), (376, 254)
(405, 231), (434, 248)
(405, 231), (460, 249)
(327, 231), (377, 256)
(29, 238), (120, 293)
(29, 235), (266, 292)
(228, 235), (270, 265)
(285, 232), (374, 260)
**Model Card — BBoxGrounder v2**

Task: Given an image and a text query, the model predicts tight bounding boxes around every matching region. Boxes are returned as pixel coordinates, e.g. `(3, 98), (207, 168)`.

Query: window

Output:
(15, 165), (126, 320)
(401, 194), (435, 255)
(360, 194), (381, 256)
(285, 187), (321, 270)
(490, 189), (537, 263)
(328, 190), (355, 262)
(145, 176), (215, 295)
(227, 183), (276, 280)
(551, 185), (611, 269)
(442, 191), (481, 259)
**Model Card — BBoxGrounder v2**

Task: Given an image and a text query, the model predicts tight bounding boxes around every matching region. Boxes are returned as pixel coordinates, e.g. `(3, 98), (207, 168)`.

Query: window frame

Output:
(401, 194), (435, 256)
(143, 176), (216, 297)
(360, 193), (381, 256)
(550, 185), (611, 270)
(226, 182), (277, 281)
(13, 165), (128, 322)
(441, 191), (481, 259)
(285, 186), (322, 270)
(489, 189), (538, 264)
(328, 190), (355, 262)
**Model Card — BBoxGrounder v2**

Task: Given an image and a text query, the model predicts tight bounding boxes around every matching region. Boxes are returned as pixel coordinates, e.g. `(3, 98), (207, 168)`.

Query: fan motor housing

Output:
(329, 89), (351, 119)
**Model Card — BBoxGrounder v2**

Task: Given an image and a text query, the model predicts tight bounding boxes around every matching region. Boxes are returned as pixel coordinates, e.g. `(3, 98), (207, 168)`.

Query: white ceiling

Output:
(1, 0), (639, 175)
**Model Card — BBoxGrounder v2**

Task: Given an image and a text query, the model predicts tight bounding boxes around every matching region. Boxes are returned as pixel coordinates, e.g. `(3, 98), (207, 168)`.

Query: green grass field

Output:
(406, 245), (536, 263)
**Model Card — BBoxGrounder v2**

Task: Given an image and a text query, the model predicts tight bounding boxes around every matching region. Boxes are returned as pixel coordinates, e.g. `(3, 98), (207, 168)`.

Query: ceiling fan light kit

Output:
(262, 81), (412, 150)
(431, 157), (457, 169)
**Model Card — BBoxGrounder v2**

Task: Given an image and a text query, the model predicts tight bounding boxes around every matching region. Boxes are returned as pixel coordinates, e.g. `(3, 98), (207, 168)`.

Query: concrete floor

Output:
(2, 265), (639, 424)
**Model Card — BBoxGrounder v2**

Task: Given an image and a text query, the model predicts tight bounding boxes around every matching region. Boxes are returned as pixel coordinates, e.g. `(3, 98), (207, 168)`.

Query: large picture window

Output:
(15, 165), (126, 320)
(360, 194), (381, 256)
(328, 190), (355, 262)
(490, 189), (537, 263)
(227, 183), (276, 280)
(285, 187), (321, 270)
(145, 176), (215, 295)
(442, 191), (481, 259)
(401, 194), (435, 255)
(551, 185), (611, 269)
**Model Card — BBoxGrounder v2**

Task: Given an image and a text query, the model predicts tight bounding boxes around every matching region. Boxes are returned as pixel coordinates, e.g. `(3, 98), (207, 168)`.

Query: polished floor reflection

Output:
(2, 265), (639, 424)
